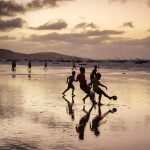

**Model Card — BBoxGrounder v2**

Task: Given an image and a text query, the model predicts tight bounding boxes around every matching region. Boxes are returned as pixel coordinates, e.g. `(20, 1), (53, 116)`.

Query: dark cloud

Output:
(0, 0), (25, 17)
(0, 36), (16, 40)
(30, 19), (67, 30)
(0, 18), (27, 31)
(26, 0), (73, 10)
(0, 0), (74, 17)
(123, 22), (134, 28)
(74, 22), (97, 29)
(85, 30), (124, 36)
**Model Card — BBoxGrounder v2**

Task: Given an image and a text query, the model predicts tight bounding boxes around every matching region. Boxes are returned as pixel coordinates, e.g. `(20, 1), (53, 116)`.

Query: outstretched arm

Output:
(99, 82), (107, 90)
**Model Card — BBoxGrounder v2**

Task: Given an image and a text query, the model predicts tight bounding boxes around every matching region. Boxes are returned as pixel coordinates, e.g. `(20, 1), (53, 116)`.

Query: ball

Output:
(112, 96), (117, 100)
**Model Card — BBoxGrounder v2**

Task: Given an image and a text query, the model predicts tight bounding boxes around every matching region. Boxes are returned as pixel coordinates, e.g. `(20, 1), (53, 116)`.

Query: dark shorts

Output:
(94, 88), (103, 94)
(68, 83), (74, 89)
(80, 84), (90, 94)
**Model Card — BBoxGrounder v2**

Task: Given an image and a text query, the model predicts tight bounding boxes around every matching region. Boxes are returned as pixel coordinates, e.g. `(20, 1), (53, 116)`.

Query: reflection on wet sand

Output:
(0, 65), (150, 150)
(62, 95), (75, 121)
(90, 106), (117, 136)
(76, 105), (94, 140)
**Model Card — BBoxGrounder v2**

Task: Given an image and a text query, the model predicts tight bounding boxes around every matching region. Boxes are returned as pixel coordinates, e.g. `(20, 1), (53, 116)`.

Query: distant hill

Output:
(0, 49), (83, 61)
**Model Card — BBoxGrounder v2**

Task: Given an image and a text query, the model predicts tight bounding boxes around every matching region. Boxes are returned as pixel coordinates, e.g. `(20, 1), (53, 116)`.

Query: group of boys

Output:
(62, 65), (117, 105)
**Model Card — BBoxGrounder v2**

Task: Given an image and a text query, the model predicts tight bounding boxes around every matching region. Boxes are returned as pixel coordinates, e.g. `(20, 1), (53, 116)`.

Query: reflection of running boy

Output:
(76, 67), (96, 104)
(62, 71), (76, 96)
(92, 73), (116, 105)
(90, 106), (117, 136)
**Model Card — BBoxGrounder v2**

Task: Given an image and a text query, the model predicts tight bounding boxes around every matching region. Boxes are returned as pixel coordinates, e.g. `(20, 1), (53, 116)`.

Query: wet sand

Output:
(0, 64), (150, 150)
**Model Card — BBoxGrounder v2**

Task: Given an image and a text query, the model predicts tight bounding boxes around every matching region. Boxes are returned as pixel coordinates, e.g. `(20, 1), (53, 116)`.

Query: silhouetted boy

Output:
(76, 67), (96, 104)
(62, 71), (76, 96)
(92, 73), (116, 105)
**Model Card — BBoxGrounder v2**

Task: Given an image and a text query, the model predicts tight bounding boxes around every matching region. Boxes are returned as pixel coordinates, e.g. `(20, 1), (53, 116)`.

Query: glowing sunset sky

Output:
(0, 0), (150, 59)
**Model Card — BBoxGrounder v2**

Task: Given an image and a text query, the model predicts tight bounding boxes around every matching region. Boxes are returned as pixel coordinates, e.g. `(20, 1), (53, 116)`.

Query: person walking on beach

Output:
(44, 60), (48, 71)
(76, 67), (96, 104)
(92, 73), (117, 105)
(11, 60), (16, 72)
(27, 60), (32, 73)
(62, 71), (76, 96)
(72, 62), (76, 70)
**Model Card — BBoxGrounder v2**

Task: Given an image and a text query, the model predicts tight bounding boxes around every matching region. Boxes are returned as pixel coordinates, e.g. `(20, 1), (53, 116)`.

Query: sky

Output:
(0, 0), (150, 59)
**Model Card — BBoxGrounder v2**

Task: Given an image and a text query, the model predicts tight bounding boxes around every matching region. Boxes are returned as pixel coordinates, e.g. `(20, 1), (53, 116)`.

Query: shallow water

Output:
(0, 64), (150, 150)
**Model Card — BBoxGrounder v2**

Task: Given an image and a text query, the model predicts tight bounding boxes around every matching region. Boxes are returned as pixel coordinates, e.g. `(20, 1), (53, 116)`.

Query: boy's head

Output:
(94, 65), (97, 69)
(80, 67), (85, 73)
(95, 73), (101, 80)
(72, 71), (76, 75)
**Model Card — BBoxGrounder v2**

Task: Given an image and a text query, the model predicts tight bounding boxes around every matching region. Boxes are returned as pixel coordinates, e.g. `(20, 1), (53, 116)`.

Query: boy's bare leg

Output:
(98, 93), (102, 105)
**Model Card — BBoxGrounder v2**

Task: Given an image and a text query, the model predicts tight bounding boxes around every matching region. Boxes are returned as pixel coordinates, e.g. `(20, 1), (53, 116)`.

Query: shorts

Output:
(94, 88), (103, 94)
(80, 84), (90, 94)
(68, 83), (74, 89)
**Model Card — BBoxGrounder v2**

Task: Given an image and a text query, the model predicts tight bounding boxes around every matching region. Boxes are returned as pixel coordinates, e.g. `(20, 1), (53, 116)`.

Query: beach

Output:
(0, 64), (150, 150)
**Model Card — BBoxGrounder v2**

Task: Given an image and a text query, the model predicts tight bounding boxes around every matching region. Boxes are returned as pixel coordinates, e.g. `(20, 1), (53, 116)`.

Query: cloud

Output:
(85, 30), (124, 36)
(109, 0), (150, 6)
(23, 29), (124, 45)
(0, 36), (16, 40)
(30, 19), (67, 30)
(0, 0), (74, 17)
(122, 22), (134, 28)
(0, 18), (27, 31)
(26, 0), (73, 9)
(74, 22), (98, 29)
(23, 32), (109, 45)
(0, 0), (25, 17)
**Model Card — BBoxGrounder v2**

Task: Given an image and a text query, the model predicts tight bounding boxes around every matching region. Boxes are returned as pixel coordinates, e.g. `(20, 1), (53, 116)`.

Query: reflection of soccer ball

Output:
(112, 108), (117, 112)
(112, 96), (117, 100)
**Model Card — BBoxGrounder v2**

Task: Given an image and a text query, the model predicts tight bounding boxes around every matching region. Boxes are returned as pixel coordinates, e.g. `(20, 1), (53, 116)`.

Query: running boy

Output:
(92, 73), (116, 105)
(62, 71), (76, 96)
(76, 67), (96, 104)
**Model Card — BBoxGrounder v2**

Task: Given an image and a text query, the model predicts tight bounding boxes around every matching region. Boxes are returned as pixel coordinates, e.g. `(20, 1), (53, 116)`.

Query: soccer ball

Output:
(112, 96), (117, 100)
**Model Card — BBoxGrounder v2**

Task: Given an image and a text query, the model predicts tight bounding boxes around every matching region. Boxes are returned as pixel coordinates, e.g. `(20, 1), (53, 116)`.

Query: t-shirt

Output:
(92, 77), (100, 90)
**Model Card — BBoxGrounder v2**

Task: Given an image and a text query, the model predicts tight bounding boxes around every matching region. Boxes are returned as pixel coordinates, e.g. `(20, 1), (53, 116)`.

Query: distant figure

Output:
(90, 106), (117, 136)
(27, 60), (32, 73)
(76, 105), (94, 140)
(44, 60), (48, 71)
(72, 62), (77, 70)
(62, 71), (76, 96)
(76, 67), (96, 104)
(62, 95), (75, 121)
(92, 73), (117, 105)
(11, 60), (16, 72)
